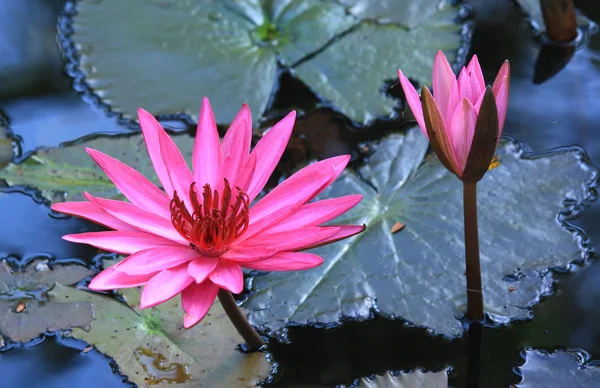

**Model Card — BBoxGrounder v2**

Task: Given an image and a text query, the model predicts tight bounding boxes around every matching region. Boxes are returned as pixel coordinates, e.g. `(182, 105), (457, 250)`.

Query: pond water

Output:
(1, 0), (600, 387)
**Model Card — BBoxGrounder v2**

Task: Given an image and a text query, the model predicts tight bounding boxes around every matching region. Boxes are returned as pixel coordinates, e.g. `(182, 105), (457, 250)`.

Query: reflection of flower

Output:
(53, 98), (364, 328)
(399, 51), (510, 182)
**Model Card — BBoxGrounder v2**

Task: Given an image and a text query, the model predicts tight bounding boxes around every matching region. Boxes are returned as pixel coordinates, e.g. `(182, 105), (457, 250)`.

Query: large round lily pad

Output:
(516, 349), (600, 387)
(0, 260), (94, 342)
(50, 283), (273, 387)
(244, 128), (596, 337)
(351, 369), (449, 388)
(61, 0), (467, 124)
(0, 132), (193, 203)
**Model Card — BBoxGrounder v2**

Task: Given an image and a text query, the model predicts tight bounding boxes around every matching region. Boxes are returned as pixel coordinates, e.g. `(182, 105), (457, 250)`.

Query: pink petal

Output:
(243, 252), (324, 272)
(138, 109), (175, 196)
(208, 260), (244, 294)
(63, 230), (181, 254)
(114, 246), (198, 275)
(193, 97), (222, 189)
(494, 76), (509, 138)
(51, 201), (138, 231)
(140, 263), (194, 308)
(432, 50), (457, 119)
(457, 69), (474, 104)
(85, 193), (187, 244)
(238, 156), (347, 243)
(220, 104), (252, 185)
(445, 81), (461, 128)
(448, 98), (478, 173)
(492, 61), (510, 96)
(85, 148), (170, 219)
(466, 55), (485, 97)
(181, 281), (219, 328)
(220, 246), (277, 262)
(241, 226), (340, 252)
(89, 267), (155, 290)
(303, 225), (365, 249)
(264, 195), (363, 234)
(398, 70), (426, 137)
(234, 152), (257, 193)
(245, 111), (296, 202)
(187, 257), (219, 283)
(158, 127), (194, 210)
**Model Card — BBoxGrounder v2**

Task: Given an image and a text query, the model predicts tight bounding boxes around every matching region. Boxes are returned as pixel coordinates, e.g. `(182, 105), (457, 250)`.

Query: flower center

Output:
(170, 180), (249, 256)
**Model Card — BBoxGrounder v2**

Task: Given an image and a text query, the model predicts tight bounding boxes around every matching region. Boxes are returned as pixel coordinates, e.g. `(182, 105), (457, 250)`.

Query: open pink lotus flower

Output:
(399, 51), (510, 182)
(52, 98), (364, 328)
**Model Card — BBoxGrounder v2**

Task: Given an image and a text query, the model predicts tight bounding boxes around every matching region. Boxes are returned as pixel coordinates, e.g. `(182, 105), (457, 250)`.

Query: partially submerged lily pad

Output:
(50, 283), (273, 387)
(0, 133), (193, 204)
(0, 260), (94, 342)
(516, 349), (600, 387)
(244, 128), (596, 337)
(61, 0), (467, 124)
(348, 369), (449, 388)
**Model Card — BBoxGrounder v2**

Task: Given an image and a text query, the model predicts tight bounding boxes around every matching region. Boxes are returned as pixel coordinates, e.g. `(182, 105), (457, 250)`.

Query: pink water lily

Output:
(53, 98), (364, 328)
(399, 51), (510, 182)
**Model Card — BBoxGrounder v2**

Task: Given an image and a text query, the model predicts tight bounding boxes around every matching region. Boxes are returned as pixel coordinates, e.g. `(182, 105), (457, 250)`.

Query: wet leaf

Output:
(0, 298), (93, 343)
(0, 117), (12, 168)
(348, 369), (449, 388)
(292, 2), (464, 124)
(244, 127), (596, 337)
(50, 284), (272, 387)
(0, 260), (94, 342)
(0, 260), (94, 294)
(336, 0), (449, 27)
(516, 349), (600, 387)
(62, 0), (466, 125)
(0, 133), (193, 204)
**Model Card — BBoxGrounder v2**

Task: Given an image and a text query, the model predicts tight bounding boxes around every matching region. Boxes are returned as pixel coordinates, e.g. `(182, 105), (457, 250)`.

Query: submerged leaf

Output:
(244, 127), (596, 337)
(0, 133), (193, 204)
(516, 349), (600, 387)
(0, 260), (94, 342)
(61, 0), (466, 124)
(348, 369), (449, 388)
(50, 283), (272, 387)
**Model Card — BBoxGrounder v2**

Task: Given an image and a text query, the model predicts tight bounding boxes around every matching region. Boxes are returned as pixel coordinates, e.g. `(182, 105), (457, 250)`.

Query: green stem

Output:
(218, 289), (265, 350)
(463, 181), (484, 321)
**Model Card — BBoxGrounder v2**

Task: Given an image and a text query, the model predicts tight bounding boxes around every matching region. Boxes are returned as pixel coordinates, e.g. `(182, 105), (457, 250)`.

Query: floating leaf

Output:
(516, 349), (600, 387)
(0, 116), (12, 168)
(50, 283), (272, 387)
(244, 128), (596, 337)
(61, 0), (466, 124)
(0, 133), (193, 204)
(0, 260), (94, 342)
(0, 260), (93, 293)
(346, 369), (449, 388)
(335, 0), (444, 26)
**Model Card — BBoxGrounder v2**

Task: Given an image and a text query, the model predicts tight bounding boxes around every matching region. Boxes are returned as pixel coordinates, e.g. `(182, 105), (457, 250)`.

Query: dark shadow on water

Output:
(0, 334), (132, 388)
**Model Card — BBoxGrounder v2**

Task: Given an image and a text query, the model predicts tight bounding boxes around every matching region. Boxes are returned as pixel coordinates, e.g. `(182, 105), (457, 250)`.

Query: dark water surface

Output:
(1, 0), (600, 387)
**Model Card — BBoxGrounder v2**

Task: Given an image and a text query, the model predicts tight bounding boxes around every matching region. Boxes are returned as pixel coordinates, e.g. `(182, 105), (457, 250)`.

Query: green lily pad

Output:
(335, 0), (444, 26)
(293, 4), (463, 124)
(0, 132), (193, 204)
(244, 128), (596, 337)
(50, 283), (273, 387)
(350, 369), (449, 388)
(516, 350), (600, 387)
(0, 260), (94, 342)
(61, 0), (466, 124)
(0, 117), (12, 168)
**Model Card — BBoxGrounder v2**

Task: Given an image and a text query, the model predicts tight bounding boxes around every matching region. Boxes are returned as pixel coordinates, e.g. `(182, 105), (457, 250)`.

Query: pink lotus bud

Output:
(399, 51), (510, 182)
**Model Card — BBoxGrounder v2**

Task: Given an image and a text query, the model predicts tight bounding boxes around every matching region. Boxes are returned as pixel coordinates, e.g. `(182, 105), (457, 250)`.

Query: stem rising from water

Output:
(463, 181), (484, 321)
(218, 289), (265, 350)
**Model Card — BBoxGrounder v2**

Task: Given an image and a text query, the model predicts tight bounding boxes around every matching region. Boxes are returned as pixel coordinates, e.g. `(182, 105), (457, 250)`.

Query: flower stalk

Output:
(540, 0), (577, 42)
(218, 289), (265, 350)
(463, 181), (483, 321)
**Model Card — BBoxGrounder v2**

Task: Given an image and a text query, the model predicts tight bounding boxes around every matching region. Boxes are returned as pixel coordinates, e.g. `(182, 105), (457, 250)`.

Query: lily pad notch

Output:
(243, 128), (598, 339)
(58, 0), (472, 127)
